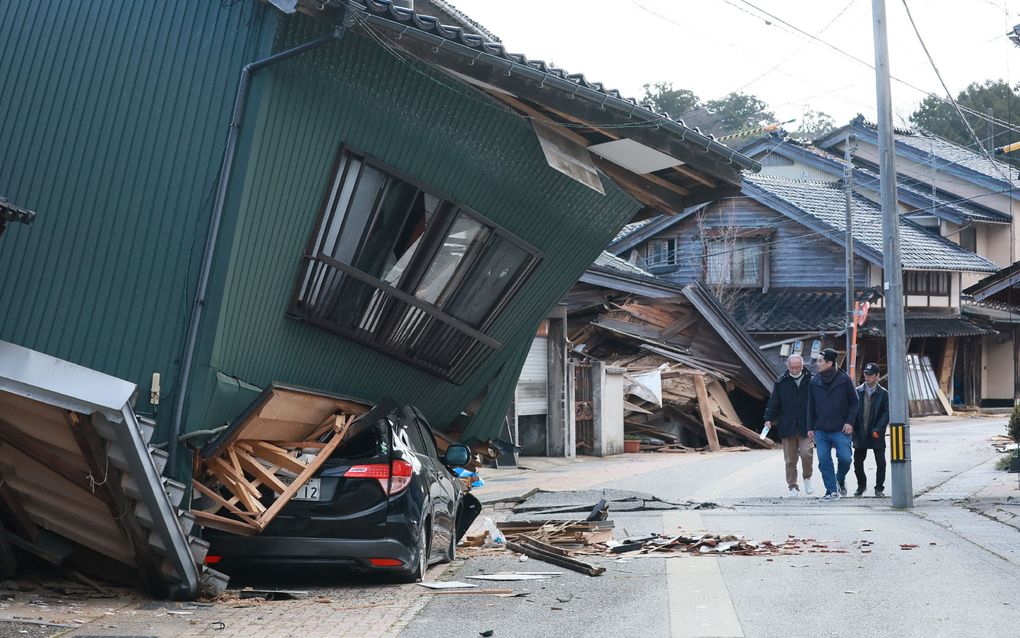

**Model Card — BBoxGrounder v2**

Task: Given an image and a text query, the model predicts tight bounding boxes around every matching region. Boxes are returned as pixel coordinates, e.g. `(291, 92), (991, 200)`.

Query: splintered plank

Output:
(233, 448), (289, 495)
(713, 413), (774, 449)
(241, 442), (307, 475)
(192, 510), (258, 536)
(191, 480), (258, 523)
(692, 375), (721, 452)
(252, 421), (349, 532)
(207, 457), (265, 515)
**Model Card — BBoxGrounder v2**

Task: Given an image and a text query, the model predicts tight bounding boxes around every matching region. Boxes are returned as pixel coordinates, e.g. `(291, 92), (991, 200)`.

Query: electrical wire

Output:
(899, 0), (1014, 184)
(722, 0), (1020, 137)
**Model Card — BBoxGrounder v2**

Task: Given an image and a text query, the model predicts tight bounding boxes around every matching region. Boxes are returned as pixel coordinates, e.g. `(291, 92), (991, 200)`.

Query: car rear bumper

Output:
(208, 535), (415, 571)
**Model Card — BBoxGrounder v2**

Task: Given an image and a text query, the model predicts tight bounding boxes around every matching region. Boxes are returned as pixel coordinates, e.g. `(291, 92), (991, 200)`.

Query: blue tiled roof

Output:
(742, 175), (999, 273)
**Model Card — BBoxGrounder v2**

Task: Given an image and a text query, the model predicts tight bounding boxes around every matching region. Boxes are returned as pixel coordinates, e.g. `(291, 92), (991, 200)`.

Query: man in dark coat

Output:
(853, 362), (890, 497)
(807, 348), (859, 500)
(763, 354), (814, 497)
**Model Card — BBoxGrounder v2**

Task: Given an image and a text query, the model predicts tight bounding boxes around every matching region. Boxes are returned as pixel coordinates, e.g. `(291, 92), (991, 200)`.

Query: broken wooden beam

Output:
(692, 375), (721, 452)
(506, 537), (606, 577)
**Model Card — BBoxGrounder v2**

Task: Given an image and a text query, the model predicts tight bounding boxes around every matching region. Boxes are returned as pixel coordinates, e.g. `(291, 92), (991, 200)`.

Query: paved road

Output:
(399, 416), (1020, 638)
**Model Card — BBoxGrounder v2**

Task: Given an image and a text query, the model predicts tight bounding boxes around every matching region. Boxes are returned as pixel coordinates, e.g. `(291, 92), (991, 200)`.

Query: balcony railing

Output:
(291, 255), (502, 384)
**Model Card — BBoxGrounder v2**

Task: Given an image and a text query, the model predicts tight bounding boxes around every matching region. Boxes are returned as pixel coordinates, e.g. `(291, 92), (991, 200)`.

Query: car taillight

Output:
(344, 460), (414, 495)
(368, 558), (404, 567)
(205, 555), (222, 565)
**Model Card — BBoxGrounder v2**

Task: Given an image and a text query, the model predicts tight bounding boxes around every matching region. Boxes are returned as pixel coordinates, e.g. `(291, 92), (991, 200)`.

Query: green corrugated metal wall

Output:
(190, 15), (641, 440)
(0, 1), (274, 434)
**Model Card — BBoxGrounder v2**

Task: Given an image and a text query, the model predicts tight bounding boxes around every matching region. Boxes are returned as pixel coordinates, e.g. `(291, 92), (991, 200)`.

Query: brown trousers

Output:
(782, 435), (814, 488)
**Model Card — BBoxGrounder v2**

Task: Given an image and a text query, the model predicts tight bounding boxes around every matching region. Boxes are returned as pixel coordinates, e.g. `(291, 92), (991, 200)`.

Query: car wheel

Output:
(397, 523), (429, 583)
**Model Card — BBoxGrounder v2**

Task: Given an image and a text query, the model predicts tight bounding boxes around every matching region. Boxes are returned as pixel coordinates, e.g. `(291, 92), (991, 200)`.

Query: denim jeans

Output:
(813, 429), (852, 494)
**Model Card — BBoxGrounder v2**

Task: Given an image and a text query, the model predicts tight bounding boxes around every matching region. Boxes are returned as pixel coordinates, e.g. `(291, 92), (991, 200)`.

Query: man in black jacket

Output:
(807, 348), (859, 500)
(853, 363), (890, 497)
(763, 354), (814, 497)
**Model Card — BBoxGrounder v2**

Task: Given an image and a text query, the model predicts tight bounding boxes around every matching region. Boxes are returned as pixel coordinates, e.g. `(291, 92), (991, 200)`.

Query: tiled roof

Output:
(742, 174), (999, 273)
(729, 289), (873, 333)
(419, 1), (501, 42)
(592, 251), (654, 277)
(822, 116), (1020, 188)
(356, 0), (759, 173)
(613, 218), (657, 244)
(748, 135), (1009, 224)
(893, 131), (1020, 186)
(860, 311), (996, 338)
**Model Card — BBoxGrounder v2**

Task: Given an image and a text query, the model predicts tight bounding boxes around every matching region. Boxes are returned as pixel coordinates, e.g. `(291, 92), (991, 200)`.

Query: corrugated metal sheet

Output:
(0, 1), (273, 433)
(515, 336), (548, 416)
(193, 16), (641, 440)
(637, 197), (869, 289)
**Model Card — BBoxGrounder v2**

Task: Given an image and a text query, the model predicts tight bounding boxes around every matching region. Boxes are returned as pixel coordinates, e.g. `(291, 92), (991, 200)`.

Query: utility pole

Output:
(844, 134), (856, 381)
(872, 0), (913, 508)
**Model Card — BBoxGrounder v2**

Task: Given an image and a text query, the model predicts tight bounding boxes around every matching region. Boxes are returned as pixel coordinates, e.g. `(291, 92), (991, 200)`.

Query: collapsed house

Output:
(0, 0), (758, 595)
(511, 254), (777, 456)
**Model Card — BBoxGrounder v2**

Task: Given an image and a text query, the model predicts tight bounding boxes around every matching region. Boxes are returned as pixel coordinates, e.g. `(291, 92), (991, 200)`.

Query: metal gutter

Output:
(170, 23), (347, 471)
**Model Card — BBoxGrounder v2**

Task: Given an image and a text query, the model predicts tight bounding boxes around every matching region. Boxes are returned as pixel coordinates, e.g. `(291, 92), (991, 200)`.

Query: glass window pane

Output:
(415, 213), (485, 304)
(706, 240), (729, 284)
(444, 235), (530, 326)
(329, 162), (385, 265)
(353, 182), (436, 283)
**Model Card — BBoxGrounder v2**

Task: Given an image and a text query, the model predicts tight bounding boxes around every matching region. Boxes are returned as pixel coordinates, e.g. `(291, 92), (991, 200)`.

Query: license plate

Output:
(279, 477), (322, 501)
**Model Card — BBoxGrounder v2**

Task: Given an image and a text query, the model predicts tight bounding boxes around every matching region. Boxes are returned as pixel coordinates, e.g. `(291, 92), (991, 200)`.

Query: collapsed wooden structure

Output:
(192, 385), (372, 536)
(0, 341), (221, 600)
(569, 268), (777, 451)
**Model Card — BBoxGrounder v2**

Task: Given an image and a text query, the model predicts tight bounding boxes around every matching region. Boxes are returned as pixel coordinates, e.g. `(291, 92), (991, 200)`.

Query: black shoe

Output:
(874, 488), (885, 498)
(838, 482), (847, 497)
(854, 489), (865, 498)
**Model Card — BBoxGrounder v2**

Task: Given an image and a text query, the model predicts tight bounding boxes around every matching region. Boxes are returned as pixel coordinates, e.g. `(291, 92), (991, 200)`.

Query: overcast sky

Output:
(450, 0), (1020, 131)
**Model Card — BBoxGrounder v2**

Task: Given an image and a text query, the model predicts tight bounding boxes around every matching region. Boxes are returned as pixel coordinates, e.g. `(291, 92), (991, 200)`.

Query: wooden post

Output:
(939, 336), (957, 398)
(692, 374), (721, 451)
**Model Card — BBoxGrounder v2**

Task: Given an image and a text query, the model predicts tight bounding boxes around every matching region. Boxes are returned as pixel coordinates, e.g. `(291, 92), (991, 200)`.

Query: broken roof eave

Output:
(964, 261), (1020, 300)
(681, 282), (777, 393)
(351, 6), (759, 188)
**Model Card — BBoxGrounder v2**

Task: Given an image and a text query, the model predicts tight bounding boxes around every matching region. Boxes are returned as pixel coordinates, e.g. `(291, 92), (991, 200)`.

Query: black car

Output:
(203, 399), (481, 582)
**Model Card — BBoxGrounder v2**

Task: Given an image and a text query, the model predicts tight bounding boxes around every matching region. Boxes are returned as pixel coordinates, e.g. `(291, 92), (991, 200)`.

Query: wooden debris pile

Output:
(495, 519), (613, 577)
(571, 298), (774, 452)
(192, 386), (372, 536)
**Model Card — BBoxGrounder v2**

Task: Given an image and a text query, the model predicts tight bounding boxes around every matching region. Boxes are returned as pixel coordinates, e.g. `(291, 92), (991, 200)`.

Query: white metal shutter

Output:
(515, 335), (548, 415)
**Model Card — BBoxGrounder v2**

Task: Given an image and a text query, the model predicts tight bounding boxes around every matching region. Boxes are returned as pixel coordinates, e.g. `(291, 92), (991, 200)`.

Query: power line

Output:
(722, 0), (1020, 137)
(899, 0), (1014, 184)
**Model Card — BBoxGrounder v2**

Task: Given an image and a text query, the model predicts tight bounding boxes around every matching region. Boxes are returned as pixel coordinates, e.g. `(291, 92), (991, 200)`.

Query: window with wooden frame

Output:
(647, 238), (678, 267)
(704, 236), (765, 286)
(903, 271), (950, 296)
(290, 147), (541, 383)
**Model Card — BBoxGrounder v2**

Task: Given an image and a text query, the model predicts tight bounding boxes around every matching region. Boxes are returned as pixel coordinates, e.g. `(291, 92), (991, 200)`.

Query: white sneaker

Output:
(804, 478), (814, 495)
(787, 487), (799, 498)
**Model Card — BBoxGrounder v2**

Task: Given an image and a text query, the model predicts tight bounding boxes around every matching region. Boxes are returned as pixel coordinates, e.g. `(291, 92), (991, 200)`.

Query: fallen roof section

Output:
(681, 281), (777, 393)
(0, 341), (221, 600)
